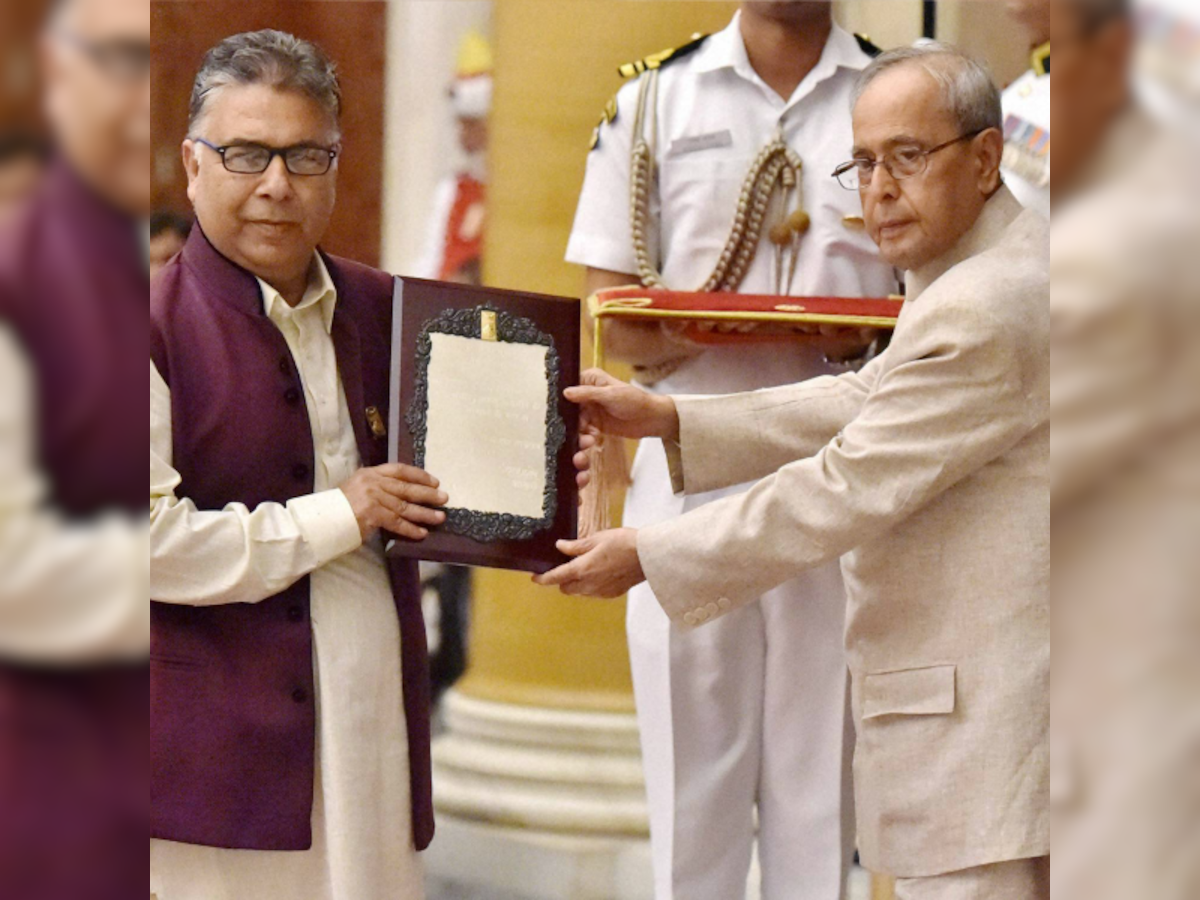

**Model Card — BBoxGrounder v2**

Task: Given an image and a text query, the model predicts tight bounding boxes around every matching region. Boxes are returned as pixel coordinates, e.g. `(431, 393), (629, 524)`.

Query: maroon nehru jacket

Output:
(0, 161), (148, 900)
(149, 225), (434, 851)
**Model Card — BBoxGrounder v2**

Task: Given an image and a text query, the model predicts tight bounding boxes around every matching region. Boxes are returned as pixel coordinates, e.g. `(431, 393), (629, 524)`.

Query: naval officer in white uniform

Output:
(565, 5), (898, 898)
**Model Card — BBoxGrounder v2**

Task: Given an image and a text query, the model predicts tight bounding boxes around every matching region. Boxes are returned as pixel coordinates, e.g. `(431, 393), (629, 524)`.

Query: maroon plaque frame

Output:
(386, 277), (580, 574)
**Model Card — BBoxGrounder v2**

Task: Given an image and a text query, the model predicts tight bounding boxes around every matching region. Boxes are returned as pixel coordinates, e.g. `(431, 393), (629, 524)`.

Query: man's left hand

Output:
(533, 528), (644, 598)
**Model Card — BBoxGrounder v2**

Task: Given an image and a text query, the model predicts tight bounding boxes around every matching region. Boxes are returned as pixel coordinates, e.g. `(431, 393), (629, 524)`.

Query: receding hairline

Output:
(852, 42), (1003, 141)
(854, 50), (977, 105)
(850, 60), (960, 139)
(854, 55), (950, 101)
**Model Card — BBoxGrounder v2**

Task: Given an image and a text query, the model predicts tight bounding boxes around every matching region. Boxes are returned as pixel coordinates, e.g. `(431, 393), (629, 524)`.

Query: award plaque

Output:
(387, 278), (580, 574)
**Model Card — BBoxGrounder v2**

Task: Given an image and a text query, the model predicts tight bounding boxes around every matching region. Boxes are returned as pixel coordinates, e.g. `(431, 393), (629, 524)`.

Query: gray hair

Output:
(189, 29), (341, 135)
(852, 41), (1002, 136)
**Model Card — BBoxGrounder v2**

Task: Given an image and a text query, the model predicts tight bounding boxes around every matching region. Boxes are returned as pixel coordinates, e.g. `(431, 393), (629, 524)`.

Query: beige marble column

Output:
(424, 3), (737, 897)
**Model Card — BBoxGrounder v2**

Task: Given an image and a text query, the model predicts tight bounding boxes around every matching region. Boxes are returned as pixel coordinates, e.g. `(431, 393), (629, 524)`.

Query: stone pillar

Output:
(423, 3), (736, 897)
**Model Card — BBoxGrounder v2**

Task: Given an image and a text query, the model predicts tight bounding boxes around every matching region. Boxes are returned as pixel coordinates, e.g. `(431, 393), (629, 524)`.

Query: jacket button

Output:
(287, 605), (305, 622)
(291, 463), (309, 481)
(683, 612), (698, 626)
(284, 387), (301, 405)
(718, 598), (732, 611)
(292, 687), (308, 704)
(279, 356), (291, 374)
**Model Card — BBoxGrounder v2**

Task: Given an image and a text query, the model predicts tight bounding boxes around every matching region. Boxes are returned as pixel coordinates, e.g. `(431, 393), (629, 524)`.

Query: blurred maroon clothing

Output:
(0, 162), (148, 899)
(0, 162), (145, 516)
(149, 226), (434, 852)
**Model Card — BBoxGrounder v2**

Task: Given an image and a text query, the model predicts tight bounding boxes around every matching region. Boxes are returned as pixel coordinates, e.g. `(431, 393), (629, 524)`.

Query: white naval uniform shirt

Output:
(566, 15), (899, 521)
(149, 255), (423, 900)
(1002, 66), (1052, 219)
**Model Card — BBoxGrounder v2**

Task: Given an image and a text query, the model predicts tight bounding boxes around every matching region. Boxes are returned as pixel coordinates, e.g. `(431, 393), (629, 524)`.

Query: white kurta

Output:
(0, 324), (146, 662)
(148, 256), (423, 900)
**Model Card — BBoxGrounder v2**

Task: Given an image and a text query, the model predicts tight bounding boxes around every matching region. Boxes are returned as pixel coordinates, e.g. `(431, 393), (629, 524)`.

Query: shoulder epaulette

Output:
(589, 93), (620, 152)
(617, 32), (709, 80)
(855, 33), (883, 59)
(1031, 42), (1050, 77)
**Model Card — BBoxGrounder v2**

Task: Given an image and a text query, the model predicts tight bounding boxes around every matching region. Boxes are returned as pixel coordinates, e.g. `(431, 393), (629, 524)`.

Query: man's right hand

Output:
(339, 463), (448, 542)
(564, 369), (680, 443)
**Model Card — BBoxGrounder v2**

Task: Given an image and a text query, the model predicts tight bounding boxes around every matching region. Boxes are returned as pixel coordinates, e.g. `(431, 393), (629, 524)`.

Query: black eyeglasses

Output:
(832, 130), (985, 191)
(58, 29), (150, 83)
(191, 137), (340, 176)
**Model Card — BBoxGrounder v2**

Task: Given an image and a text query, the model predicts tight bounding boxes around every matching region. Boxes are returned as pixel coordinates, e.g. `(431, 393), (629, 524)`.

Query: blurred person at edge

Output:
(1134, 0), (1200, 135)
(0, 0), (150, 897)
(413, 31), (490, 285)
(1050, 1), (1200, 898)
(0, 2), (151, 900)
(149, 29), (444, 900)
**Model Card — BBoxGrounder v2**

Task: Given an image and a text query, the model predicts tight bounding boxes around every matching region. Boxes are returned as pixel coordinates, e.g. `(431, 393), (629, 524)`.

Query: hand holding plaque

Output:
(387, 278), (580, 574)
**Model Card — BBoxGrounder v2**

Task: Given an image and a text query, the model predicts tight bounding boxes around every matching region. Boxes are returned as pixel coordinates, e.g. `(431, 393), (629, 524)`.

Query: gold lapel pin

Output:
(366, 406), (386, 438)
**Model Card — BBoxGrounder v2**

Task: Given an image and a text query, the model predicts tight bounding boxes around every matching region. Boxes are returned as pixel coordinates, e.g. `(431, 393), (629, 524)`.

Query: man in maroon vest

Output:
(0, 0), (149, 897)
(149, 29), (445, 900)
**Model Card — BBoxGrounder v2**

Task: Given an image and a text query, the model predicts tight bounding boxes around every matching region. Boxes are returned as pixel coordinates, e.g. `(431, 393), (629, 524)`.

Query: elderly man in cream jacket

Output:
(538, 42), (1049, 899)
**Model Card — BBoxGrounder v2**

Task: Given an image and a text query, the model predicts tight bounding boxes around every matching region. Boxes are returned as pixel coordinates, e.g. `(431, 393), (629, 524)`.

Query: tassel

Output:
(578, 309), (631, 538)
(578, 432), (630, 539)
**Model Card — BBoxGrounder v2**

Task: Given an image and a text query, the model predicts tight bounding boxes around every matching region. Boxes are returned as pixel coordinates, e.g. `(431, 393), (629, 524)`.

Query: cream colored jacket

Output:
(638, 187), (1049, 876)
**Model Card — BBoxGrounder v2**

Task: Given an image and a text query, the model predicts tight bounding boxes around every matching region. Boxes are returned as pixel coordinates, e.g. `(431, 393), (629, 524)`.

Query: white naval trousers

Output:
(625, 433), (855, 900)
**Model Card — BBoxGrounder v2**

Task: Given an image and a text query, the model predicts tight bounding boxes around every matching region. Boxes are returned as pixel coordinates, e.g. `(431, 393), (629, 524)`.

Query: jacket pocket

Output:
(862, 664), (956, 720)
